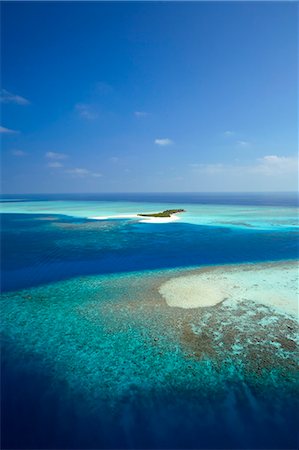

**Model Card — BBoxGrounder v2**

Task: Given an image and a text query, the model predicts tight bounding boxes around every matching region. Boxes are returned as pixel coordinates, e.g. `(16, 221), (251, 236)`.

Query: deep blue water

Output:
(1, 212), (298, 292)
(1, 191), (299, 206)
(1, 193), (299, 450)
(2, 340), (298, 450)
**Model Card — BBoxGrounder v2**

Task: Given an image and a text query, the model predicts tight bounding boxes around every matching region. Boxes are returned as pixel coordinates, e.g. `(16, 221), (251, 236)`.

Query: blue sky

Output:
(1, 1), (298, 193)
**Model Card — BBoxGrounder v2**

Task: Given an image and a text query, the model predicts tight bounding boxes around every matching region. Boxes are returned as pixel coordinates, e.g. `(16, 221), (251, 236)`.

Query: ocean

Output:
(1, 193), (298, 449)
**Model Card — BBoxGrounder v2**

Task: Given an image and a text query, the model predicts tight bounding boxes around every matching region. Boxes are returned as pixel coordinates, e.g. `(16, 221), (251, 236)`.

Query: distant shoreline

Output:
(137, 209), (185, 218)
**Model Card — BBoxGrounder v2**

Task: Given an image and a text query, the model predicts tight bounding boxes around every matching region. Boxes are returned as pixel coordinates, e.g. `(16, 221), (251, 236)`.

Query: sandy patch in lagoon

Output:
(159, 278), (229, 308)
(159, 261), (299, 318)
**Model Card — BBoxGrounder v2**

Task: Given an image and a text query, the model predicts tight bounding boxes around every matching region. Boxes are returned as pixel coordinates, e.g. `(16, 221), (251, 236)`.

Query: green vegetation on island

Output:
(137, 209), (185, 218)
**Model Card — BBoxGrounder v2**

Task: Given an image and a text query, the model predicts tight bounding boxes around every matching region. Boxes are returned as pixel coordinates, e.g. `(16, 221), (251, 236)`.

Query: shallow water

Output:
(159, 261), (299, 316)
(1, 194), (298, 449)
(1, 194), (298, 230)
(2, 266), (299, 449)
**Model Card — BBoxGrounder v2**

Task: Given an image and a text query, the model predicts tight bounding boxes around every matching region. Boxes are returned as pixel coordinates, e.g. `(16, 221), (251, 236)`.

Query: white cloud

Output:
(45, 151), (68, 160)
(223, 132), (252, 147)
(189, 155), (298, 191)
(66, 168), (89, 176)
(0, 125), (19, 134)
(65, 167), (102, 178)
(92, 172), (102, 178)
(1, 89), (30, 105)
(75, 103), (98, 120)
(48, 162), (63, 168)
(110, 156), (119, 163)
(190, 163), (225, 174)
(155, 138), (173, 146)
(191, 155), (298, 177)
(11, 149), (27, 157)
(134, 111), (148, 118)
(252, 155), (298, 176)
(237, 140), (251, 147)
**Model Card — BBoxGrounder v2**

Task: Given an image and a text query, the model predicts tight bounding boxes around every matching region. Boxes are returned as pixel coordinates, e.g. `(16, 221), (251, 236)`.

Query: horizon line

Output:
(1, 191), (298, 196)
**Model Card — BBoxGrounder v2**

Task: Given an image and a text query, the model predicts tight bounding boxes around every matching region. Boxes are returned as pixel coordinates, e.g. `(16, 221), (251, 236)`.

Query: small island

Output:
(137, 209), (185, 218)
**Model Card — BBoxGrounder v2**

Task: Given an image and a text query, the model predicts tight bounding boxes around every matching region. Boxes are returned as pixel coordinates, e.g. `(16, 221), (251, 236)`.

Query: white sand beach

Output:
(159, 261), (298, 318)
(90, 214), (139, 220)
(89, 213), (181, 223)
(138, 215), (181, 223)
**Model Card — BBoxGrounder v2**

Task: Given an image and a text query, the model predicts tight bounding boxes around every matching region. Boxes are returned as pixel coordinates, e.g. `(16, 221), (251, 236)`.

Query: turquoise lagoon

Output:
(1, 193), (298, 230)
(1, 193), (298, 449)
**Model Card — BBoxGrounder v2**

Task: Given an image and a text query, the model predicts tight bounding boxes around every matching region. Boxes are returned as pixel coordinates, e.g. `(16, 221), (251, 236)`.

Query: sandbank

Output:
(89, 213), (181, 223)
(138, 215), (181, 223)
(159, 260), (298, 317)
(89, 214), (139, 220)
